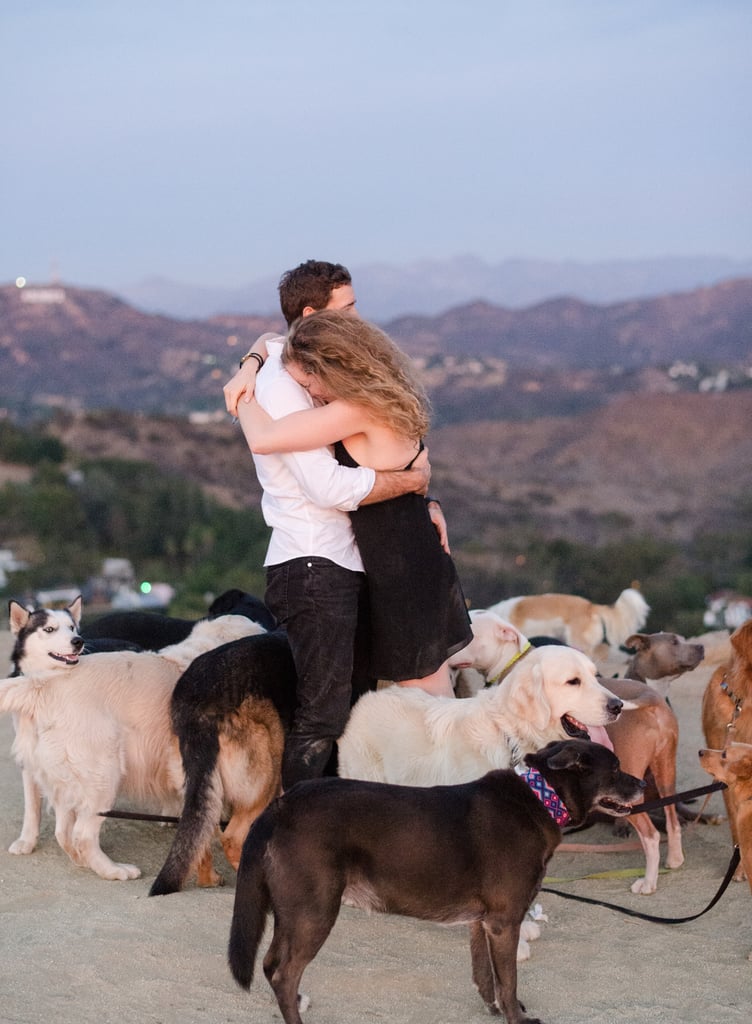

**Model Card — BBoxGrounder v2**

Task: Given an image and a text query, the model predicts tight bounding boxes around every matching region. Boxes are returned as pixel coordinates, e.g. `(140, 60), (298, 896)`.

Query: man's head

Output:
(278, 260), (356, 326)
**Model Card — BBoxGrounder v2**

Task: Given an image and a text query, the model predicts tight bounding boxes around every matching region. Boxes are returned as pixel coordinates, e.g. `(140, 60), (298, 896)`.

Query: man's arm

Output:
(360, 461), (430, 505)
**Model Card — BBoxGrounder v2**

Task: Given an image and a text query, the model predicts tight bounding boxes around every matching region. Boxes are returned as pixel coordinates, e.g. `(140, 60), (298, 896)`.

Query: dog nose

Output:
(607, 697), (623, 716)
(72, 636), (84, 652)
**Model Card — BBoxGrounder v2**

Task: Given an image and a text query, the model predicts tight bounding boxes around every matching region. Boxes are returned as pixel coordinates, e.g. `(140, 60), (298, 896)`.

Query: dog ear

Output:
(730, 619), (752, 664)
(67, 595), (83, 629)
(504, 661), (552, 731)
(496, 621), (525, 650)
(624, 633), (648, 651)
(8, 600), (31, 636)
(543, 743), (583, 771)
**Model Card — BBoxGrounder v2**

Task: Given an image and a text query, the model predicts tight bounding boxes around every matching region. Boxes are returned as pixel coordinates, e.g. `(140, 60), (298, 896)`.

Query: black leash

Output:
(98, 809), (230, 827)
(542, 846), (740, 924)
(562, 779), (726, 835)
(630, 779), (726, 814)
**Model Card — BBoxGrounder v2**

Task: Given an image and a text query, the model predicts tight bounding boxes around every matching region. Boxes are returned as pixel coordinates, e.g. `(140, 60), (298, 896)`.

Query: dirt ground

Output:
(0, 629), (750, 1024)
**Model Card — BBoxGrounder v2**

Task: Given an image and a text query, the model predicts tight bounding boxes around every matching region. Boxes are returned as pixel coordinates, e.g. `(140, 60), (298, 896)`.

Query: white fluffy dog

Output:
(338, 644), (628, 786)
(0, 613), (261, 880)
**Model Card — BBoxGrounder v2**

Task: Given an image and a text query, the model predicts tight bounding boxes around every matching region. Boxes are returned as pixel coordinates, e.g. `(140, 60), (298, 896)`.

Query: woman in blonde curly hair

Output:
(240, 309), (471, 697)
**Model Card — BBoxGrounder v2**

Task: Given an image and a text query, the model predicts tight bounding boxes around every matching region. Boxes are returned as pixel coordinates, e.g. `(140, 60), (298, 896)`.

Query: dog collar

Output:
(486, 641), (533, 686)
(520, 766), (570, 827)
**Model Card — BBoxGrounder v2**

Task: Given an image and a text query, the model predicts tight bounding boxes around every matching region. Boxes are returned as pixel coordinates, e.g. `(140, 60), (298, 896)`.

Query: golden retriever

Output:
(0, 613), (261, 880)
(488, 586), (650, 656)
(338, 645), (629, 785)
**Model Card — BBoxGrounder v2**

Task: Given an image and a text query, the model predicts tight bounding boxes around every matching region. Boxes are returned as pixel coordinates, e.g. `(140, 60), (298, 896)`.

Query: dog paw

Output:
(516, 937), (531, 962)
(100, 862), (142, 881)
(520, 920), (541, 943)
(8, 838), (35, 855)
(630, 876), (657, 895)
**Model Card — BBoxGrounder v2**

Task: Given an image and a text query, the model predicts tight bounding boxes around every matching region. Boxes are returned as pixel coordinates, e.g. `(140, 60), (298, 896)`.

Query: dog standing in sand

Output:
(228, 738), (644, 1024)
(702, 618), (752, 885)
(1, 605), (261, 879)
(489, 586), (650, 656)
(338, 644), (628, 785)
(450, 609), (700, 894)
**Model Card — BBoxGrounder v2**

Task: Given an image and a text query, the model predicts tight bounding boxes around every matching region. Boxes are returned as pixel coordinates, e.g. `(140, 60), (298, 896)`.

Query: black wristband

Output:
(239, 351), (265, 371)
(425, 495), (441, 506)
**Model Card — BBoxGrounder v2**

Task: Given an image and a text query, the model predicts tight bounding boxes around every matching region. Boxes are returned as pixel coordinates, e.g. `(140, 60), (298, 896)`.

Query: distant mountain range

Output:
(1, 277), (750, 424)
(116, 255), (752, 321)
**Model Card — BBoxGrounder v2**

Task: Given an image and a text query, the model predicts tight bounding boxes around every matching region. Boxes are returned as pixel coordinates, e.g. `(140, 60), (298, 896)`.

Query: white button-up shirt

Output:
(252, 339), (375, 571)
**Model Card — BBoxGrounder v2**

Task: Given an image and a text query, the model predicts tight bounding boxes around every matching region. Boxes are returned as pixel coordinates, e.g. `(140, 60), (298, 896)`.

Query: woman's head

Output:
(283, 310), (430, 439)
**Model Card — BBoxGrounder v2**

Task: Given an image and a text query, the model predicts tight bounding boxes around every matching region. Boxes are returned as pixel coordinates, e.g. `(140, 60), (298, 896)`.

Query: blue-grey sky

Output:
(3, 1), (750, 292)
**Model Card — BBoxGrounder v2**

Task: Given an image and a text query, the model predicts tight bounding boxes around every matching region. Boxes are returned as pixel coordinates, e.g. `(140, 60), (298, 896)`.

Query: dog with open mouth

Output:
(338, 644), (630, 786)
(7, 597), (85, 855)
(229, 738), (644, 1024)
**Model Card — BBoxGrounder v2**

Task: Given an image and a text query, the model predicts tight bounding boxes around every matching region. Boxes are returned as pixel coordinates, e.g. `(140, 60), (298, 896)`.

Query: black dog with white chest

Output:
(228, 738), (643, 1024)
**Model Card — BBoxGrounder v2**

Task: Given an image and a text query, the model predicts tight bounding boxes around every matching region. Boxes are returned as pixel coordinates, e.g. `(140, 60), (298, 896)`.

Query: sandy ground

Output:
(0, 629), (750, 1024)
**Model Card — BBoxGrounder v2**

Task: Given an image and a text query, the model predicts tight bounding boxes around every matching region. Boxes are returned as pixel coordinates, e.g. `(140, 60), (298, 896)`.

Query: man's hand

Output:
(360, 446), (431, 505)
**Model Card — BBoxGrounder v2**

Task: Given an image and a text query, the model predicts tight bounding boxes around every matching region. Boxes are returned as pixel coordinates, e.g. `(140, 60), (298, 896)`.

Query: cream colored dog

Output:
(0, 614), (261, 880)
(489, 587), (650, 656)
(338, 644), (628, 786)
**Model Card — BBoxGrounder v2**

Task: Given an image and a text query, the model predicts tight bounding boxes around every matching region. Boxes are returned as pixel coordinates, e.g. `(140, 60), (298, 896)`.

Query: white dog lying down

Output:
(338, 644), (629, 786)
(0, 614), (261, 880)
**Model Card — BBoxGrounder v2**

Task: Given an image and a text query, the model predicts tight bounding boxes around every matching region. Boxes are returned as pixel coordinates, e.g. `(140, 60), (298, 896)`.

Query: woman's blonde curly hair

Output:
(282, 310), (431, 440)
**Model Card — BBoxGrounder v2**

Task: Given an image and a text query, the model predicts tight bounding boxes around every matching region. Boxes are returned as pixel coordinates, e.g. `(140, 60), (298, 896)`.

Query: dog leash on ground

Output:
(542, 845), (740, 924)
(544, 778), (738, 924)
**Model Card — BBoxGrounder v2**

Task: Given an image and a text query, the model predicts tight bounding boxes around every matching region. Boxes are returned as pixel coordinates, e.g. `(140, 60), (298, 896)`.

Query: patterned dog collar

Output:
(520, 766), (570, 826)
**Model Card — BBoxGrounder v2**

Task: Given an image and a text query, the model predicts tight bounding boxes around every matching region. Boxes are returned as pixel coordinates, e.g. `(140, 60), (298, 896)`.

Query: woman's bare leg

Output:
(397, 661), (455, 697)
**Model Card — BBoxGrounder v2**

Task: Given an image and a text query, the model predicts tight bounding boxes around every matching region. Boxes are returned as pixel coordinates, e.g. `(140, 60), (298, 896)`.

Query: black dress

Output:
(334, 441), (472, 681)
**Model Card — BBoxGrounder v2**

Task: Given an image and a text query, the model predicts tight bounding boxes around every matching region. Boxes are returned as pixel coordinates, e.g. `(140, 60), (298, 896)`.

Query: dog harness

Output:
(520, 766), (570, 826)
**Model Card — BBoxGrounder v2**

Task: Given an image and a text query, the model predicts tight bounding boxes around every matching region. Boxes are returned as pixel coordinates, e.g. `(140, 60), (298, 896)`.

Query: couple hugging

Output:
(223, 259), (472, 790)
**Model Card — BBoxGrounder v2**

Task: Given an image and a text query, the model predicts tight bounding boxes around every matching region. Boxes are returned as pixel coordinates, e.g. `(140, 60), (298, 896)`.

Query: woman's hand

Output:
(223, 361), (259, 417)
(427, 501), (450, 554)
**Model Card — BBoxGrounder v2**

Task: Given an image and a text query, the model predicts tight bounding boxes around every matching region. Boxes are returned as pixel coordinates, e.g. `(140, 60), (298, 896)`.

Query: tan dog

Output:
(702, 618), (752, 883)
(452, 610), (684, 893)
(698, 743), (752, 895)
(0, 613), (262, 880)
(623, 630), (705, 699)
(489, 587), (650, 656)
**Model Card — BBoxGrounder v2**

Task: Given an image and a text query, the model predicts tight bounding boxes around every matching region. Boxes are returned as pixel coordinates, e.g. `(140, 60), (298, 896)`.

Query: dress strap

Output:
(403, 439), (425, 470)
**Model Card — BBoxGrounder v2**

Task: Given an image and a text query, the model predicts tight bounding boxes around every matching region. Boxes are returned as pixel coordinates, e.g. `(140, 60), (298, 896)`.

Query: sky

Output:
(3, 1), (750, 293)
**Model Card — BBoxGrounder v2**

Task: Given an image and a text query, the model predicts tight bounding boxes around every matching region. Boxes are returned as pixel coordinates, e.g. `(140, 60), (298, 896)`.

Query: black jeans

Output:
(265, 556), (370, 789)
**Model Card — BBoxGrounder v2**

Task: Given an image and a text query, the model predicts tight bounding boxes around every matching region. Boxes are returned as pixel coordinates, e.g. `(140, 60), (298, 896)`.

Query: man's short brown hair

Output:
(278, 260), (352, 326)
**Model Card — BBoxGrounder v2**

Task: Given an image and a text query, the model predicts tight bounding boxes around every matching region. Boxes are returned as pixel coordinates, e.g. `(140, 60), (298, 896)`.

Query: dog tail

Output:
(598, 588), (650, 647)
(149, 727), (223, 897)
(227, 807), (275, 990)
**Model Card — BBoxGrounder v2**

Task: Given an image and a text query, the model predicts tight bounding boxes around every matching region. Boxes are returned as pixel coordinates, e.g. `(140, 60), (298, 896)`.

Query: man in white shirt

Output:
(226, 261), (433, 788)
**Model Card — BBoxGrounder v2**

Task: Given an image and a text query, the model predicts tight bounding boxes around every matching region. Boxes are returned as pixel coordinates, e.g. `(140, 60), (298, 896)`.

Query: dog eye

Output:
(565, 677), (581, 687)
(43, 626), (55, 634)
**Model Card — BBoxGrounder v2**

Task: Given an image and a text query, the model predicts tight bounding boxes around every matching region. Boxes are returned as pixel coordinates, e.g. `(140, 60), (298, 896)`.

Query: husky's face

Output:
(9, 597), (84, 675)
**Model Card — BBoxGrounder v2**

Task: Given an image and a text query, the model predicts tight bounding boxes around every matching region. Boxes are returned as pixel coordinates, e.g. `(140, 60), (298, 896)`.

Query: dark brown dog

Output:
(228, 739), (643, 1024)
(702, 618), (752, 883)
